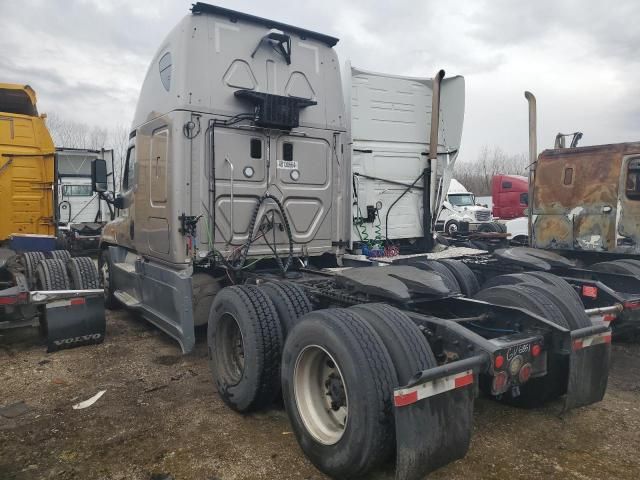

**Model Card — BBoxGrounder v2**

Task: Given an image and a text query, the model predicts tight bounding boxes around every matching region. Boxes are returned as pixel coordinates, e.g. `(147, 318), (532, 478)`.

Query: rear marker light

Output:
(531, 344), (542, 357)
(518, 363), (532, 383)
(582, 285), (598, 299)
(494, 354), (505, 369)
(393, 370), (474, 407)
(623, 300), (640, 310)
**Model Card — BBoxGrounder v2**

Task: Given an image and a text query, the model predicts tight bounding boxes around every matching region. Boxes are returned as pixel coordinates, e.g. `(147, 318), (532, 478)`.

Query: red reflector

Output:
(518, 363), (532, 383)
(531, 344), (542, 357)
(623, 300), (640, 310)
(394, 390), (419, 407)
(70, 298), (86, 306)
(573, 339), (583, 351)
(0, 295), (18, 305)
(603, 313), (617, 322)
(582, 285), (598, 299)
(603, 333), (612, 344)
(494, 354), (505, 369)
(454, 373), (474, 388)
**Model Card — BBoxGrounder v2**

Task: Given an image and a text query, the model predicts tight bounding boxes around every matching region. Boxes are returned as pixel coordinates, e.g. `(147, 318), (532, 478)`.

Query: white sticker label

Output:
(277, 160), (298, 170)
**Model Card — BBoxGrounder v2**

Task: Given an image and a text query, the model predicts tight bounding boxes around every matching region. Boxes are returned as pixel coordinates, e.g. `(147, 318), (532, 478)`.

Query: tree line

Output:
(453, 145), (529, 196)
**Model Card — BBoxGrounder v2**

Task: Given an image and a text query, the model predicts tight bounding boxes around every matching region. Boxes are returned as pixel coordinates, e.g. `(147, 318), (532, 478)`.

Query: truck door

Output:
(269, 130), (335, 251)
(212, 127), (269, 246)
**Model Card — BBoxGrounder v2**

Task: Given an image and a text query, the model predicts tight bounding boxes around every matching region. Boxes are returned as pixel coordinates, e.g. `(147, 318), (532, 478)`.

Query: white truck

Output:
(435, 178), (494, 236)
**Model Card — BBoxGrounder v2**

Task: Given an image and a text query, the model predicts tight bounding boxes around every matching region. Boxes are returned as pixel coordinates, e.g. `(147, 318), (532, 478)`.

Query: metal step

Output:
(113, 262), (136, 273)
(114, 290), (141, 308)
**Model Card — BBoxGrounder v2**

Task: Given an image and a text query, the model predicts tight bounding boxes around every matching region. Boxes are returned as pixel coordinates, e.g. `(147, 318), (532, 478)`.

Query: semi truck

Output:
(491, 174), (528, 220)
(56, 147), (116, 253)
(458, 93), (640, 339)
(94, 4), (612, 479)
(0, 83), (104, 352)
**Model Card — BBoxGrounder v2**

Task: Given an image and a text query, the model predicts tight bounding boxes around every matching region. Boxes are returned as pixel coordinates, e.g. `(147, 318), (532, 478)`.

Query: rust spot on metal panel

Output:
(532, 142), (640, 254)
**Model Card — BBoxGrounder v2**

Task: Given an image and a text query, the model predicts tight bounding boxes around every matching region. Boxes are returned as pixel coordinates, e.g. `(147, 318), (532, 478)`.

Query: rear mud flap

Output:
(393, 358), (484, 480)
(45, 296), (105, 352)
(563, 329), (611, 411)
(395, 386), (474, 480)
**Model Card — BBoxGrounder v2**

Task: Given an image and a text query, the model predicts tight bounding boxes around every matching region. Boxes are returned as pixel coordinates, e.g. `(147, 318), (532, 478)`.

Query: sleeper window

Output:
(283, 142), (293, 161)
(626, 158), (640, 200)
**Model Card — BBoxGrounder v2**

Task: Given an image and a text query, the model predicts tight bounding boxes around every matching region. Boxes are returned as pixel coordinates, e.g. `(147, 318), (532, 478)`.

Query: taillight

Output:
(493, 371), (509, 394)
(531, 344), (542, 357)
(518, 363), (532, 383)
(582, 285), (598, 299)
(494, 354), (505, 369)
(70, 298), (86, 306)
(508, 355), (523, 377)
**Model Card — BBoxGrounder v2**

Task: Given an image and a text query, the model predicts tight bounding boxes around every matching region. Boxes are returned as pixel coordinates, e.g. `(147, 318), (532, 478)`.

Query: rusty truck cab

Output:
(532, 142), (640, 255)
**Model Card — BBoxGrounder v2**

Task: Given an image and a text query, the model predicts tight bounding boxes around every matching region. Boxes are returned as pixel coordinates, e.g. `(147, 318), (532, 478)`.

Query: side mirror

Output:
(91, 159), (108, 193)
(113, 195), (125, 209)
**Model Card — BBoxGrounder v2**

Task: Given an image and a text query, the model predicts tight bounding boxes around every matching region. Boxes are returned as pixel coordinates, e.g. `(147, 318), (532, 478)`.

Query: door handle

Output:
(602, 206), (612, 213)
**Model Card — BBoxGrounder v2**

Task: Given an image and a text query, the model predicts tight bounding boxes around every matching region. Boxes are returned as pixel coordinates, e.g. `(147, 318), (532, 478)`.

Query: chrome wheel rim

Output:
(216, 313), (245, 385)
(294, 345), (348, 445)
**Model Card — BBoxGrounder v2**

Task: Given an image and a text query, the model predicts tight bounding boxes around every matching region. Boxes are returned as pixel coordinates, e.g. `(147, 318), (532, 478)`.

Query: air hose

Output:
(215, 192), (294, 275)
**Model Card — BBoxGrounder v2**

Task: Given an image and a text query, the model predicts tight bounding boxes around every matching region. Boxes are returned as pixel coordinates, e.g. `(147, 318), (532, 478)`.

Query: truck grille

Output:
(475, 210), (491, 221)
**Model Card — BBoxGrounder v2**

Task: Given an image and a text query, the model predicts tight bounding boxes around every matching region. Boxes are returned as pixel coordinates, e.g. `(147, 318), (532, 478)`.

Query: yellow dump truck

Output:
(0, 83), (55, 241)
(0, 83), (104, 352)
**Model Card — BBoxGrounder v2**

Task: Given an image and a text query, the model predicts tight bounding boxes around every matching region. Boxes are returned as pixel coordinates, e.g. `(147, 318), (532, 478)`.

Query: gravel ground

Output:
(1, 309), (639, 480)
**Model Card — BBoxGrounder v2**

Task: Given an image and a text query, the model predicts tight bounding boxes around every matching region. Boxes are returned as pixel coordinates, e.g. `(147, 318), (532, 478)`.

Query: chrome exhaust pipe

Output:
(525, 91), (537, 245)
(424, 70), (445, 251)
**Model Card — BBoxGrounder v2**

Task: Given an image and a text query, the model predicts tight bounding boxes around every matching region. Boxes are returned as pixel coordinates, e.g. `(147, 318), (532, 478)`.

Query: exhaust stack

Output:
(424, 70), (445, 251)
(525, 91), (537, 245)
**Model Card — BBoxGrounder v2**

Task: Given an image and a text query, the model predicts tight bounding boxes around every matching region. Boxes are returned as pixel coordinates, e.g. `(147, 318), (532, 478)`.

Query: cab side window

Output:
(123, 146), (136, 191)
(626, 158), (640, 200)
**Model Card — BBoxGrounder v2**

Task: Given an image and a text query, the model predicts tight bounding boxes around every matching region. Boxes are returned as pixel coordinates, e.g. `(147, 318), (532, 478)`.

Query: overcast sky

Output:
(1, 0), (638, 164)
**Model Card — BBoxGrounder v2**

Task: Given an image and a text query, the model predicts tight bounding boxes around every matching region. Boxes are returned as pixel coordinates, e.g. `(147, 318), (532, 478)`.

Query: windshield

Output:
(448, 193), (475, 206)
(0, 89), (37, 116)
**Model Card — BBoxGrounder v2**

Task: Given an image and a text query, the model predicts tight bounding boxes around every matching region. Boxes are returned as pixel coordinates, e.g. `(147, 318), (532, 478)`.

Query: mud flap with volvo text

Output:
(40, 293), (105, 352)
(392, 355), (485, 480)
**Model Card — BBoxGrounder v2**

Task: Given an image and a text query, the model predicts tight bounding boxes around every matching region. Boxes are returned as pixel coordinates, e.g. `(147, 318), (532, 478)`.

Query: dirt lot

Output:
(1, 310), (639, 480)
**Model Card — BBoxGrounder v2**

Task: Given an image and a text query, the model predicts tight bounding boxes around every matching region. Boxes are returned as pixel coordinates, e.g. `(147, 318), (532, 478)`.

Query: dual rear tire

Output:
(207, 283), (435, 479)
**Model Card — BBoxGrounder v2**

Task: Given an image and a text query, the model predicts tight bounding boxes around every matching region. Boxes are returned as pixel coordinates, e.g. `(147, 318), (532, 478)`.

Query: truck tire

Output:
(523, 272), (584, 313)
(281, 308), (397, 478)
(22, 251), (45, 288)
(350, 303), (436, 382)
(437, 259), (481, 297)
(418, 260), (461, 294)
(208, 285), (283, 412)
(67, 257), (100, 289)
(520, 283), (590, 330)
(481, 272), (543, 290)
(50, 249), (72, 261)
(475, 284), (569, 406)
(99, 248), (119, 310)
(475, 284), (569, 328)
(445, 219), (460, 236)
(261, 281), (312, 338)
(35, 259), (71, 290)
(591, 260), (640, 277)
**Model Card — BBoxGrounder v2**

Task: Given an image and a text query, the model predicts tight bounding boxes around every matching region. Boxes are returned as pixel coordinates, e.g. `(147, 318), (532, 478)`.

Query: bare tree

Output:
(454, 145), (528, 195)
